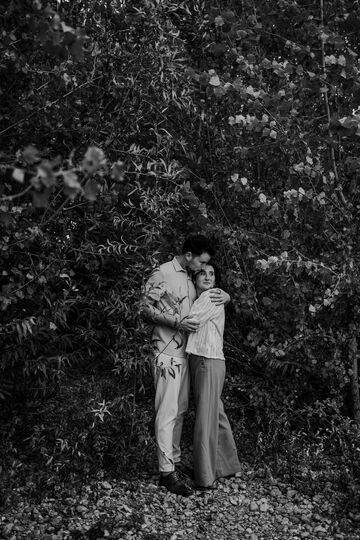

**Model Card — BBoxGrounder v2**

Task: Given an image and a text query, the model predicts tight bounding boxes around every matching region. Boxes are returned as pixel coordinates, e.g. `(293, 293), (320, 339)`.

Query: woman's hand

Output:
(209, 288), (230, 306)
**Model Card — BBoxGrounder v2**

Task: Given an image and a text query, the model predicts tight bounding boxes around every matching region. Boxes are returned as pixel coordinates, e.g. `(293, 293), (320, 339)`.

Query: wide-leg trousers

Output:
(153, 353), (190, 472)
(189, 354), (241, 487)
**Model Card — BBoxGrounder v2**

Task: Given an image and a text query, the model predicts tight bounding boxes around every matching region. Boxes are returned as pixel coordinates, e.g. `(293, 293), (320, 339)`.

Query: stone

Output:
(270, 487), (282, 497)
(3, 524), (14, 535)
(259, 500), (269, 512)
(314, 525), (328, 533)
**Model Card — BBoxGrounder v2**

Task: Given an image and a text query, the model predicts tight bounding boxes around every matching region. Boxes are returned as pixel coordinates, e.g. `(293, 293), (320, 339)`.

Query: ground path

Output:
(1, 462), (359, 540)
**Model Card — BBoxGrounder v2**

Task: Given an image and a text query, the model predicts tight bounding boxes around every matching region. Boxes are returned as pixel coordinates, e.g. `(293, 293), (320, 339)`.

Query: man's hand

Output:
(209, 288), (230, 306)
(178, 316), (200, 333)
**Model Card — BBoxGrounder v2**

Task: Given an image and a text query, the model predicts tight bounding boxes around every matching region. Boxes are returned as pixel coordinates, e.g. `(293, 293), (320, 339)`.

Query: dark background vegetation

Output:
(2, 0), (360, 510)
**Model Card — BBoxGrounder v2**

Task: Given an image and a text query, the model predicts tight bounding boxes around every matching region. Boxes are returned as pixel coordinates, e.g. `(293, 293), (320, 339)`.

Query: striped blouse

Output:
(185, 289), (225, 360)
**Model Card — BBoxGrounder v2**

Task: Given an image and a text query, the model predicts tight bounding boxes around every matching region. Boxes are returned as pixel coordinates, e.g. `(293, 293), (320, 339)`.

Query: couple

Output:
(140, 235), (240, 496)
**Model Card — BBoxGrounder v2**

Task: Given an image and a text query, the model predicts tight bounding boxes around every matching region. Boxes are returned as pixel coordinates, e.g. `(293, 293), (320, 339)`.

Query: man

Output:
(140, 235), (229, 496)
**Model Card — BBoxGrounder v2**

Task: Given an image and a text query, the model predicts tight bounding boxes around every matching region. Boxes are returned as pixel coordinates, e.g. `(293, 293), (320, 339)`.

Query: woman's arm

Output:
(189, 291), (222, 328)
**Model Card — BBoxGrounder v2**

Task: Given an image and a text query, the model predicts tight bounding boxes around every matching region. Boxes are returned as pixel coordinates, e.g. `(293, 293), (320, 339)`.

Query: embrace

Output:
(140, 235), (240, 496)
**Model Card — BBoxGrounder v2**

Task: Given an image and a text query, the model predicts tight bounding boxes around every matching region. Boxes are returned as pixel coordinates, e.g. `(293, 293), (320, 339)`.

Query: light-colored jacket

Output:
(186, 289), (225, 360)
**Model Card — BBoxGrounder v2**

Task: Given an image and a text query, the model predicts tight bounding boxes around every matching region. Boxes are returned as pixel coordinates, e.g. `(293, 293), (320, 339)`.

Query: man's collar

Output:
(172, 256), (187, 273)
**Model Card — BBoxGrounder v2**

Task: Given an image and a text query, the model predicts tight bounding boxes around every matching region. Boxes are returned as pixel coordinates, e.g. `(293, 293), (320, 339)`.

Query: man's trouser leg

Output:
(172, 356), (189, 465)
(154, 353), (189, 473)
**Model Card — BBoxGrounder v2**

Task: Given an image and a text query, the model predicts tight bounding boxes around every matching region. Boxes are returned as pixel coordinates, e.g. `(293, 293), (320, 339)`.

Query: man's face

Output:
(186, 251), (211, 274)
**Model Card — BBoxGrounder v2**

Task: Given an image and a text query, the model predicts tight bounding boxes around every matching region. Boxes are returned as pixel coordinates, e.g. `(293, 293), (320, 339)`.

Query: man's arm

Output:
(140, 268), (180, 329)
(209, 288), (231, 306)
(140, 268), (200, 332)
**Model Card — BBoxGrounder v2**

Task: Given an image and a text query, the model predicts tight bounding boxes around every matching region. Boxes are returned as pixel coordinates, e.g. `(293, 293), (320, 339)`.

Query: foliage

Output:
(2, 0), (360, 504)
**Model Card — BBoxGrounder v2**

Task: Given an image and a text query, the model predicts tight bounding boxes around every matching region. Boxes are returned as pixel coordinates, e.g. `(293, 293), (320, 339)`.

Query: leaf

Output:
(32, 191), (50, 207)
(111, 161), (125, 181)
(325, 54), (337, 65)
(338, 116), (359, 129)
(212, 43), (226, 56)
(70, 36), (85, 61)
(63, 186), (80, 200)
(237, 29), (248, 38)
(62, 31), (76, 46)
(23, 145), (40, 164)
(209, 75), (220, 86)
(82, 146), (106, 173)
(12, 168), (24, 183)
(222, 10), (236, 22)
(198, 203), (207, 217)
(37, 161), (56, 187)
(213, 86), (225, 98)
(83, 178), (98, 201)
(199, 72), (209, 86)
(232, 77), (242, 91)
(0, 212), (12, 226)
(173, 335), (184, 349)
(63, 171), (81, 189)
(235, 115), (245, 124)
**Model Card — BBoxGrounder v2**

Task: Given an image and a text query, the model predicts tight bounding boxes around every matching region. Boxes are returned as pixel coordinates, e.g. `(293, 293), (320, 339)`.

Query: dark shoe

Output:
(195, 482), (217, 491)
(159, 471), (193, 496)
(176, 463), (194, 480)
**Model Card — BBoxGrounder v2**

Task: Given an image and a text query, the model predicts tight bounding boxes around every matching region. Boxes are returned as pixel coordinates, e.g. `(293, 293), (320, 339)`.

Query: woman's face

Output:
(195, 264), (216, 292)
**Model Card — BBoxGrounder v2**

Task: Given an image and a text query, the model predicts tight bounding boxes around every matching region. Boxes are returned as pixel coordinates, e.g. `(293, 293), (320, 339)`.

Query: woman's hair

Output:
(182, 235), (215, 257)
(194, 262), (222, 288)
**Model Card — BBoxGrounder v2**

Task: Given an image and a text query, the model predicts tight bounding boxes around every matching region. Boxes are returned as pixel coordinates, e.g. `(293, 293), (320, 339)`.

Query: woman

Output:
(186, 263), (241, 489)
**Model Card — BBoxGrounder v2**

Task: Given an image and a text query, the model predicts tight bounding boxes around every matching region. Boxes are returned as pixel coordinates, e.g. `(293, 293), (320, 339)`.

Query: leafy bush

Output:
(2, 0), (360, 506)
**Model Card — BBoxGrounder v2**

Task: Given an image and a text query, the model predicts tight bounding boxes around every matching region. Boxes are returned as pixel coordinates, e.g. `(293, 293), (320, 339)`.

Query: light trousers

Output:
(190, 354), (241, 487)
(153, 353), (189, 472)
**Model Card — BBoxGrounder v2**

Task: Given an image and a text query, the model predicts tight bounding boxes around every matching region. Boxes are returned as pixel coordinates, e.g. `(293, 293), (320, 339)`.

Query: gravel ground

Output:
(1, 462), (359, 540)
